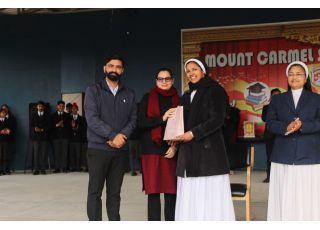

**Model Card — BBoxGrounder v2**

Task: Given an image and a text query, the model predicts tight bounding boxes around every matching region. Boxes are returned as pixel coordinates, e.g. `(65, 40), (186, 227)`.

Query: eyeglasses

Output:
(156, 77), (173, 82)
(288, 73), (305, 78)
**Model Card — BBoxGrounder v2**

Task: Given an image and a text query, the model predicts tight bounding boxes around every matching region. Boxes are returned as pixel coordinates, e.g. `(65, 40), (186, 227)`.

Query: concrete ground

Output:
(0, 170), (269, 221)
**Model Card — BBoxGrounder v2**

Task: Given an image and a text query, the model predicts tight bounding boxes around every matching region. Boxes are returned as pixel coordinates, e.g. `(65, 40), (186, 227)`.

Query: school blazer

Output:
(266, 89), (320, 165)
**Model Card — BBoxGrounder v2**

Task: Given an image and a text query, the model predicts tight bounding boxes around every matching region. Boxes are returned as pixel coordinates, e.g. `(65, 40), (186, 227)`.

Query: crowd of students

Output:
(0, 101), (88, 176)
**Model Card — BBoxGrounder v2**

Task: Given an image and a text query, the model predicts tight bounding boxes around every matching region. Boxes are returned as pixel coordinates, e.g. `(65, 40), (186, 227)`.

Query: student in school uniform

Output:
(69, 103), (86, 172)
(0, 109), (11, 176)
(50, 100), (71, 173)
(1, 104), (16, 175)
(30, 101), (50, 175)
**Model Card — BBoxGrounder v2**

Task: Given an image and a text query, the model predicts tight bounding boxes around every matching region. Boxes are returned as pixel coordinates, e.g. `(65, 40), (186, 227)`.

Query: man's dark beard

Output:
(106, 72), (121, 81)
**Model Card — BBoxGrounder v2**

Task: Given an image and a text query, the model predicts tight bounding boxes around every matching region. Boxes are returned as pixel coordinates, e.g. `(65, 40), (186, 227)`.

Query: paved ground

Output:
(0, 170), (269, 221)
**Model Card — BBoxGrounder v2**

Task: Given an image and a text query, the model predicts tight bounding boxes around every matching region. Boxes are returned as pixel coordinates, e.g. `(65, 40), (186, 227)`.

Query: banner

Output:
(199, 37), (320, 137)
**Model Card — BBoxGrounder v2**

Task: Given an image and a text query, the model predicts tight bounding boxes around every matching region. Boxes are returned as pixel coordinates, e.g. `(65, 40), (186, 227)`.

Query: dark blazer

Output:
(176, 79), (230, 177)
(0, 119), (11, 142)
(50, 111), (71, 140)
(262, 104), (275, 140)
(30, 112), (50, 141)
(266, 89), (320, 165)
(70, 114), (87, 143)
(5, 114), (16, 142)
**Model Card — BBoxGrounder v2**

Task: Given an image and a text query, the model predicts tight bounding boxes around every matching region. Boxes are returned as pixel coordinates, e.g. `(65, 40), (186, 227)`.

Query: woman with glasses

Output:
(138, 67), (180, 221)
(266, 61), (320, 220)
(174, 58), (235, 220)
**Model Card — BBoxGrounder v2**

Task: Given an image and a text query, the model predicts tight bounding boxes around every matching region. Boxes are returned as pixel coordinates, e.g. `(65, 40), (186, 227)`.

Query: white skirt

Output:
(175, 173), (235, 221)
(268, 162), (320, 220)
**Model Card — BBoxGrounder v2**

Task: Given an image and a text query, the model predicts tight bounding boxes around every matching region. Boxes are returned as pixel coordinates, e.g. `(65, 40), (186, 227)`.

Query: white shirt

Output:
(106, 81), (119, 96)
(58, 112), (63, 115)
(38, 111), (44, 116)
(291, 88), (303, 109)
(73, 114), (78, 120)
(190, 90), (197, 103)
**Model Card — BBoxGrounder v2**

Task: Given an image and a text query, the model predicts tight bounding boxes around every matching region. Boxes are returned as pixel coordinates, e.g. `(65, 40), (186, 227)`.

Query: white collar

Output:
(291, 88), (303, 108)
(190, 90), (197, 103)
(106, 80), (119, 96)
(291, 88), (303, 94)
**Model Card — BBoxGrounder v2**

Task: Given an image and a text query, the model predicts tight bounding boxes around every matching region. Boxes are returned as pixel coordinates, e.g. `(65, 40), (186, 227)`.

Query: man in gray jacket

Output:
(84, 55), (137, 221)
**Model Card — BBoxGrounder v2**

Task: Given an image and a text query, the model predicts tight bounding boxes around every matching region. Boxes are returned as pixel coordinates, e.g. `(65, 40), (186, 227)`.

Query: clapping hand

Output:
(71, 120), (78, 130)
(0, 128), (11, 135)
(57, 120), (64, 127)
(285, 118), (302, 135)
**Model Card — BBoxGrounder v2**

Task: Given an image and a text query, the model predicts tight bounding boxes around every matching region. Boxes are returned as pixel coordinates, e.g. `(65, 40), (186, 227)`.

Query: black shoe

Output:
(41, 170), (46, 175)
(33, 171), (40, 175)
(262, 178), (269, 183)
(131, 171), (138, 176)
